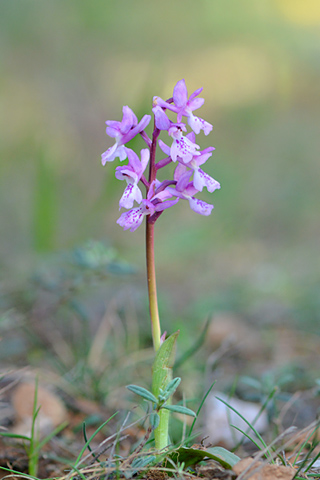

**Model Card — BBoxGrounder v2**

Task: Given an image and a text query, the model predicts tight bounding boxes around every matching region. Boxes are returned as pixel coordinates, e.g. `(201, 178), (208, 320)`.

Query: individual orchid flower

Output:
(173, 79), (213, 135)
(117, 180), (178, 232)
(183, 132), (220, 193)
(154, 79), (212, 136)
(166, 164), (214, 216)
(117, 199), (156, 232)
(168, 124), (200, 163)
(158, 134), (220, 193)
(101, 106), (151, 165)
(115, 148), (149, 209)
(192, 162), (221, 193)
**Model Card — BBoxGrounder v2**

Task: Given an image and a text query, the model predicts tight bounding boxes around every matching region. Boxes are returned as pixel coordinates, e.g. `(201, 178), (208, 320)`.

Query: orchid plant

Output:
(101, 79), (220, 451)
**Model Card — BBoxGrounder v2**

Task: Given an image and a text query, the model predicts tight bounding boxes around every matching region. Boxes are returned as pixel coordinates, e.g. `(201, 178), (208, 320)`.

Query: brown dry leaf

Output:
(232, 457), (296, 480)
(11, 382), (67, 438)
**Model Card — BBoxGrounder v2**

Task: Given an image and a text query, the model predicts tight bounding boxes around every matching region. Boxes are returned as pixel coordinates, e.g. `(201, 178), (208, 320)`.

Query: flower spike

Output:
(102, 79), (220, 231)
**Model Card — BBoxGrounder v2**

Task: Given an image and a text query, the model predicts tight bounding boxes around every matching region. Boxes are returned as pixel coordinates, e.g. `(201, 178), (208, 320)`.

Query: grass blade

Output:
(216, 396), (274, 462)
(187, 380), (216, 441)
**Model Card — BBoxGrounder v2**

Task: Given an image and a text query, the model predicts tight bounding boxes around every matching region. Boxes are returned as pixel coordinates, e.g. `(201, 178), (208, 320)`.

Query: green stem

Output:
(155, 376), (172, 450)
(146, 118), (169, 450)
(146, 219), (161, 352)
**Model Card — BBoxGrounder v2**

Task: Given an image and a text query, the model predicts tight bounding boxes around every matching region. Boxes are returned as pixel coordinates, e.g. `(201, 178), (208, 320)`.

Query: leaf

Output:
(126, 385), (157, 403)
(73, 413), (118, 468)
(149, 413), (160, 430)
(162, 405), (196, 417)
(152, 331), (179, 397)
(169, 446), (241, 470)
(152, 331), (179, 450)
(0, 432), (31, 441)
(160, 377), (181, 401)
(187, 380), (216, 441)
(123, 455), (156, 479)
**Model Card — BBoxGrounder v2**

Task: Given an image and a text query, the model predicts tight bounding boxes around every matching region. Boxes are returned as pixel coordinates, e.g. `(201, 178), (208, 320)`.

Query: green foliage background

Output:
(1, 0), (320, 336)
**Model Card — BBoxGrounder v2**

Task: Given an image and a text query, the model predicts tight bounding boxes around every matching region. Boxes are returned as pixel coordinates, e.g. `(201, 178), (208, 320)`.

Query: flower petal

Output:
(158, 139), (171, 156)
(121, 106), (138, 133)
(193, 168), (221, 193)
(187, 97), (205, 111)
(188, 114), (213, 135)
(188, 197), (214, 216)
(140, 148), (150, 172)
(119, 183), (142, 209)
(153, 106), (171, 130)
(170, 133), (200, 163)
(173, 79), (188, 108)
(126, 148), (142, 173)
(121, 114), (151, 144)
(189, 87), (203, 102)
(116, 207), (145, 232)
(101, 144), (127, 165)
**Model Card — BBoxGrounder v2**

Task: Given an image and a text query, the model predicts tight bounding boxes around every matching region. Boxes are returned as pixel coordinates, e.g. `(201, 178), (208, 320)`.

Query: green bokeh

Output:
(1, 0), (319, 329)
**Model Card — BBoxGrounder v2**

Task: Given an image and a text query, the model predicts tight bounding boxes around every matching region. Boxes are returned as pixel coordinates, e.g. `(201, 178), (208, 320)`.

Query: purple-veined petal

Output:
(170, 131), (200, 163)
(119, 183), (142, 209)
(116, 207), (145, 232)
(188, 114), (213, 135)
(193, 168), (221, 193)
(188, 197), (214, 216)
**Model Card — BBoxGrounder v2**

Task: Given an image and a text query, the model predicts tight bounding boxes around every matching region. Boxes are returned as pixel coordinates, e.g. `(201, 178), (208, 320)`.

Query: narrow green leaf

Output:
(162, 404), (196, 417)
(0, 466), (40, 480)
(149, 412), (160, 430)
(187, 380), (216, 441)
(73, 413), (118, 468)
(161, 377), (181, 401)
(126, 385), (157, 403)
(215, 396), (273, 461)
(0, 432), (31, 441)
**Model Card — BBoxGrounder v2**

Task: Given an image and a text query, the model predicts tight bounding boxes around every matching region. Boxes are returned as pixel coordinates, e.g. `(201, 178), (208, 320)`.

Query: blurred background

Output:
(0, 0), (320, 392)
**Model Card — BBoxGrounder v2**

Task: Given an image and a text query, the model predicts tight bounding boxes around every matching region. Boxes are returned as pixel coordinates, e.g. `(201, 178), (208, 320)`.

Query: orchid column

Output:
(101, 79), (221, 450)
